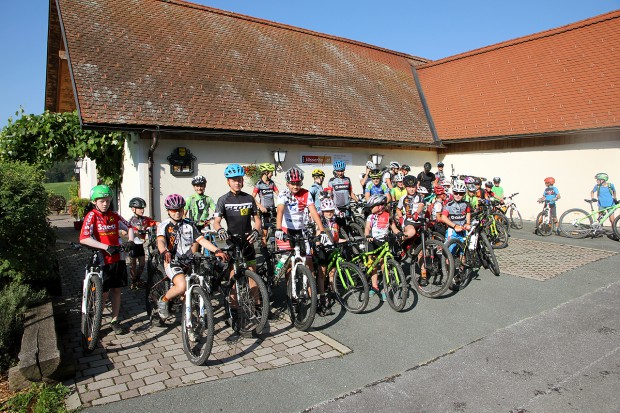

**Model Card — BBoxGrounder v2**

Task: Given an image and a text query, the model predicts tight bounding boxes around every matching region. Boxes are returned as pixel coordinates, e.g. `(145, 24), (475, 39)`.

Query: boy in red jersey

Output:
(80, 185), (135, 335)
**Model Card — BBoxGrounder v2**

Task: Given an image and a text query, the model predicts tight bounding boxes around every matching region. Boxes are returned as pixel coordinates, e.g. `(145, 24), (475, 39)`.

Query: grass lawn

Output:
(44, 182), (72, 200)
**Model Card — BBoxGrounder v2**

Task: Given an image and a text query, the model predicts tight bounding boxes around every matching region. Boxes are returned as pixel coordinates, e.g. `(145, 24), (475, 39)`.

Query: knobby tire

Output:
(332, 261), (369, 313)
(181, 287), (215, 365)
(383, 258), (408, 312)
(559, 208), (592, 239)
(410, 239), (454, 298)
(235, 270), (269, 336)
(82, 274), (103, 352)
(287, 265), (317, 331)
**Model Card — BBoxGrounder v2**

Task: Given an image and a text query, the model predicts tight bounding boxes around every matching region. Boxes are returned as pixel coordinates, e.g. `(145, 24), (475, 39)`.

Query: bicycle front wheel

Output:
(612, 215), (620, 241)
(485, 222), (509, 249)
(332, 261), (369, 313)
(410, 239), (454, 298)
(536, 212), (553, 236)
(235, 271), (269, 336)
(82, 274), (103, 352)
(479, 233), (500, 276)
(182, 287), (215, 365)
(492, 211), (510, 234)
(509, 206), (523, 229)
(445, 239), (473, 291)
(382, 258), (408, 312)
(287, 265), (317, 331)
(559, 208), (592, 239)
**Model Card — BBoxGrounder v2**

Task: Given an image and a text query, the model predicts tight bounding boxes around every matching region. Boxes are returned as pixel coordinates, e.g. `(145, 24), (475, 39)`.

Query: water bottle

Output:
(469, 232), (478, 250)
(274, 256), (287, 277)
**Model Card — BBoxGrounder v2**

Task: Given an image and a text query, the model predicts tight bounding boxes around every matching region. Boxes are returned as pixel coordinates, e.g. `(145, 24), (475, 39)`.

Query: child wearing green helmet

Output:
(80, 185), (135, 335)
(591, 173), (617, 225)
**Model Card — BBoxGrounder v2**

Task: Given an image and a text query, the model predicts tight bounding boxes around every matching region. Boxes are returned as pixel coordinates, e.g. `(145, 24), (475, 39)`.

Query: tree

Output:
(0, 109), (126, 187)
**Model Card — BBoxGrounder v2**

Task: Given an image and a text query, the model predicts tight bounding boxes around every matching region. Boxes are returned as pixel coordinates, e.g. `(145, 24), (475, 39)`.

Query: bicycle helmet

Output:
(311, 169), (325, 178)
(369, 170), (383, 179)
(164, 194), (186, 210)
(403, 175), (417, 187)
(595, 173), (609, 182)
(333, 160), (346, 171)
(484, 181), (494, 188)
(417, 186), (428, 195)
(285, 167), (304, 183)
(424, 162), (432, 171)
(466, 184), (477, 192)
(473, 177), (482, 185)
(437, 162), (444, 167)
(389, 161), (400, 169)
(392, 173), (404, 183)
(366, 161), (376, 170)
(434, 185), (445, 195)
(452, 180), (466, 194)
(464, 176), (475, 184)
(401, 164), (410, 172)
(224, 163), (245, 178)
(493, 176), (501, 184)
(90, 185), (113, 201)
(191, 175), (207, 186)
(367, 194), (387, 208)
(321, 198), (336, 211)
(544, 177), (556, 185)
(439, 178), (451, 188)
(258, 163), (275, 173)
(129, 197), (146, 208)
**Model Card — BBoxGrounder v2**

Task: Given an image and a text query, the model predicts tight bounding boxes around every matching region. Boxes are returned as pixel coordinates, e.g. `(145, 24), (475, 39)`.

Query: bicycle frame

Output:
(279, 234), (310, 299)
(352, 241), (402, 285)
(585, 202), (619, 225)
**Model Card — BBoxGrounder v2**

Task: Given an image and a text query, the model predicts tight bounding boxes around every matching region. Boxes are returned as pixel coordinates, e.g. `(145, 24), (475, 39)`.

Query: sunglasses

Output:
(288, 181), (302, 186)
(168, 208), (183, 213)
(453, 192), (465, 196)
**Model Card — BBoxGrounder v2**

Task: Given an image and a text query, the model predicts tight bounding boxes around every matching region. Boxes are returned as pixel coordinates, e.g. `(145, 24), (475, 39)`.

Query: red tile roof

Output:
(417, 10), (620, 141)
(55, 0), (435, 145)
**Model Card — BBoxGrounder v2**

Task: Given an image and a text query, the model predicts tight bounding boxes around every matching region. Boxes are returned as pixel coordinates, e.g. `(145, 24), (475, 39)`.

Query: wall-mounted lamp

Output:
(370, 153), (383, 166)
(74, 157), (84, 175)
(273, 149), (287, 174)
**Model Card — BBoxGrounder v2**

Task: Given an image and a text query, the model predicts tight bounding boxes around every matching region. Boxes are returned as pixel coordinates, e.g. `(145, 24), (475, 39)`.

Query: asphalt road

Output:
(85, 224), (620, 413)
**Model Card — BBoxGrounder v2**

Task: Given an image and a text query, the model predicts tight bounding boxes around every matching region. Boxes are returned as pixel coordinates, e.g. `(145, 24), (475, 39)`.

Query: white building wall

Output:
(440, 136), (620, 221)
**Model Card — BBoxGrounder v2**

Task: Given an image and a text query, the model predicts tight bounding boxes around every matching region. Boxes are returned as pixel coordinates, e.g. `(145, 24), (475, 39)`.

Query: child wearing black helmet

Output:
(126, 197), (157, 289)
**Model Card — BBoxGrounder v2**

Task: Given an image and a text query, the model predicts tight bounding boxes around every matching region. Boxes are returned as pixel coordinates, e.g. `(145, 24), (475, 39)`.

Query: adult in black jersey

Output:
(417, 162), (436, 194)
(213, 164), (261, 270)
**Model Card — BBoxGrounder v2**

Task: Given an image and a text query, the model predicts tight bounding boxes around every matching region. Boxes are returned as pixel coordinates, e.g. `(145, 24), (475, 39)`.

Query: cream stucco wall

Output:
(120, 137), (437, 221)
(440, 135), (620, 222)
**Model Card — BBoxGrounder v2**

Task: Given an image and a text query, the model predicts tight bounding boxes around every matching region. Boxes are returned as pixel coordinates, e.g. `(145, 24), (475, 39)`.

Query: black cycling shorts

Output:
(102, 260), (128, 292)
(128, 243), (145, 258)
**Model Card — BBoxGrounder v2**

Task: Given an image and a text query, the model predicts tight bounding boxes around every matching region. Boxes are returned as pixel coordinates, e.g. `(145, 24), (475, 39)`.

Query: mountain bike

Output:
(408, 217), (454, 298)
(336, 205), (365, 241)
(446, 214), (500, 291)
(535, 200), (554, 236)
(502, 192), (523, 229)
(351, 233), (408, 312)
(559, 199), (620, 239)
(145, 254), (215, 365)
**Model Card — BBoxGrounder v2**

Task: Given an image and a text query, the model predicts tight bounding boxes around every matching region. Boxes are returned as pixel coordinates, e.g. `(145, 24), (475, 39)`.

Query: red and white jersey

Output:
(367, 210), (391, 241)
(277, 188), (311, 230)
(80, 209), (130, 264)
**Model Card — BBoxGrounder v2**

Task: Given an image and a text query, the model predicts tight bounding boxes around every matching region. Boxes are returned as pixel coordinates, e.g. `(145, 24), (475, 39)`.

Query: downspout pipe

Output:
(148, 128), (160, 218)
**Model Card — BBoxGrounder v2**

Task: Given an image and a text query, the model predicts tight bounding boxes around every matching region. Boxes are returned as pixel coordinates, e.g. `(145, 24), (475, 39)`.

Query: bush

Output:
(2, 382), (70, 413)
(0, 161), (57, 289)
(0, 283), (46, 372)
(67, 197), (90, 220)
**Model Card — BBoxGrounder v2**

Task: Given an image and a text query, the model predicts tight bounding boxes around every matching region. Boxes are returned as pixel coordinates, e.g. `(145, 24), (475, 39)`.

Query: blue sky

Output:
(1, 0), (618, 128)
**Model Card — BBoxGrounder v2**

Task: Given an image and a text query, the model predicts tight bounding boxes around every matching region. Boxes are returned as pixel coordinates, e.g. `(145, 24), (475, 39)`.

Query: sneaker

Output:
(419, 277), (429, 287)
(381, 292), (387, 301)
(158, 297), (170, 319)
(369, 286), (379, 297)
(110, 320), (128, 335)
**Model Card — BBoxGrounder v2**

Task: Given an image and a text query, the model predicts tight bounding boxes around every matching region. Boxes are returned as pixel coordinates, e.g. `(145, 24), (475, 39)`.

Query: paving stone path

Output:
(54, 239), (350, 408)
(495, 237), (617, 281)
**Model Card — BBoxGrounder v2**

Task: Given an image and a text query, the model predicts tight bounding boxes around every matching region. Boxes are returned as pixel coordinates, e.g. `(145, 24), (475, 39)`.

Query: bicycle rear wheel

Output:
(509, 206), (523, 229)
(146, 276), (169, 325)
(235, 270), (269, 336)
(492, 211), (510, 234)
(559, 208), (592, 239)
(332, 261), (369, 313)
(479, 233), (500, 276)
(536, 212), (553, 236)
(287, 265), (317, 331)
(81, 274), (103, 352)
(382, 258), (408, 312)
(445, 239), (473, 291)
(182, 287), (215, 365)
(410, 239), (454, 298)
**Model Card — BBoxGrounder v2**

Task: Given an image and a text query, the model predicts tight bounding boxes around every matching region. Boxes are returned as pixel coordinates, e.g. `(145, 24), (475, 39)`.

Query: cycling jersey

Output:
(277, 188), (312, 230)
(381, 171), (392, 186)
(80, 209), (130, 265)
(398, 193), (424, 219)
(309, 182), (323, 212)
(441, 199), (471, 226)
(492, 185), (504, 199)
(321, 216), (340, 246)
(431, 198), (446, 221)
(365, 182), (389, 196)
(359, 172), (372, 192)
(157, 218), (202, 264)
(543, 186), (560, 204)
(435, 170), (445, 181)
(592, 183), (616, 207)
(253, 179), (279, 208)
(390, 186), (407, 201)
(465, 194), (479, 209)
(327, 176), (353, 208)
(417, 171), (436, 193)
(127, 215), (157, 245)
(185, 193), (216, 225)
(214, 191), (257, 236)
(367, 210), (391, 241)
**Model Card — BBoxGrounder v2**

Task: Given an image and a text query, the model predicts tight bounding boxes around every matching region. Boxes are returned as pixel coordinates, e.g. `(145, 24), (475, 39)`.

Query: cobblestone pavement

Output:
(51, 220), (350, 409)
(495, 237), (617, 281)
